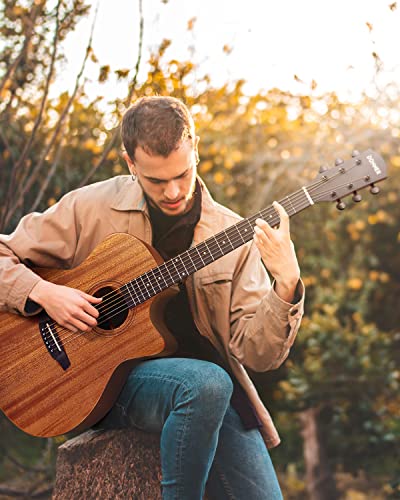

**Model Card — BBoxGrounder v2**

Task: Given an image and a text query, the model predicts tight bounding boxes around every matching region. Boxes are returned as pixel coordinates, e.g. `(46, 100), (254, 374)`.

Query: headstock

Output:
(308, 149), (387, 210)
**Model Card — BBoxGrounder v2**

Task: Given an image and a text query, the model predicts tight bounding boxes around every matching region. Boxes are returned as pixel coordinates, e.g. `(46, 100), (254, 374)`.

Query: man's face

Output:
(126, 138), (199, 217)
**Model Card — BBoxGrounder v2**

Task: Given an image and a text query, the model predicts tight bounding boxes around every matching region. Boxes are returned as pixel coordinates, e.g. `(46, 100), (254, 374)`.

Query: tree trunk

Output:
(299, 406), (339, 500)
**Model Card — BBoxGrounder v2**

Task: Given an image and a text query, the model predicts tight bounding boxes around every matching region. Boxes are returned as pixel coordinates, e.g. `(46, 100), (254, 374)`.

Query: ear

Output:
(194, 135), (200, 163)
(122, 152), (136, 176)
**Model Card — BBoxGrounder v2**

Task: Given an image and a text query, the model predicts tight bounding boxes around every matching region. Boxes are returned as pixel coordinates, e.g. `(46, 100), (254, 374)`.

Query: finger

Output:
(272, 201), (290, 232)
(255, 218), (274, 237)
(70, 316), (95, 332)
(75, 309), (98, 327)
(63, 322), (78, 333)
(254, 224), (270, 245)
(82, 300), (100, 318)
(79, 291), (102, 303)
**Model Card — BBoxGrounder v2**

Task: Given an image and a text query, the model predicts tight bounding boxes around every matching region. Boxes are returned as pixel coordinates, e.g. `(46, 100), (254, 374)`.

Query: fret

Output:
(136, 275), (152, 300)
(217, 230), (235, 252)
(191, 242), (211, 268)
(151, 265), (171, 290)
(171, 255), (190, 280)
(210, 235), (225, 258)
(121, 283), (137, 308)
(144, 271), (159, 296)
(159, 261), (175, 286)
(226, 224), (245, 248)
(180, 250), (197, 275)
(127, 281), (144, 304)
(126, 281), (144, 305)
(147, 270), (163, 294)
(284, 195), (296, 215)
(237, 218), (254, 243)
(164, 259), (181, 283)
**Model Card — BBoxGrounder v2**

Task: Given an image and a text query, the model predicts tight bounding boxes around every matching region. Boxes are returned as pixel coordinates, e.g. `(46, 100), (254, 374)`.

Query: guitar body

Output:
(0, 233), (177, 437)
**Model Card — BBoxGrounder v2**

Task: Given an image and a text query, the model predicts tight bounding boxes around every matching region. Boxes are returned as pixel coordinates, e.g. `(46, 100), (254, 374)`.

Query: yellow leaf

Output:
(347, 278), (363, 290)
(213, 172), (225, 184)
(187, 17), (197, 31)
(200, 160), (213, 173)
(390, 156), (400, 167)
(369, 270), (379, 281)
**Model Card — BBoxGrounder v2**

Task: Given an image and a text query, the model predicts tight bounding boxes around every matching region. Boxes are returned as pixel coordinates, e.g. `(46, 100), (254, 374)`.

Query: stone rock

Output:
(52, 429), (162, 499)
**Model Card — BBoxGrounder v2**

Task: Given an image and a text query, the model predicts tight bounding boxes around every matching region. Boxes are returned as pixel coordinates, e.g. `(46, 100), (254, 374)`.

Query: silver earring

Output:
(131, 173), (137, 182)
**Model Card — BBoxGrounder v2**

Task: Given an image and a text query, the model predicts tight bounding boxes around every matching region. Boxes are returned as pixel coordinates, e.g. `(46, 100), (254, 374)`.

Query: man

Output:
(0, 96), (304, 499)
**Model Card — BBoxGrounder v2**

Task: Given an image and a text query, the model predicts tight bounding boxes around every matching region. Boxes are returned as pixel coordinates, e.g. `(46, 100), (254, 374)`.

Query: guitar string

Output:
(30, 195), (310, 356)
(38, 169), (365, 354)
(26, 176), (369, 369)
(35, 167), (367, 353)
(36, 176), (329, 347)
(41, 180), (368, 359)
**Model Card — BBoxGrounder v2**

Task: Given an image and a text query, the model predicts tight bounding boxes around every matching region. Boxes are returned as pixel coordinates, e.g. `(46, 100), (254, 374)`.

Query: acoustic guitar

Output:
(0, 149), (387, 437)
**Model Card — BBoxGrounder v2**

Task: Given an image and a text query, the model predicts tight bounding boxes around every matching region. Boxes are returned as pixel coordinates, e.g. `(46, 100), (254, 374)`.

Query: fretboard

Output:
(120, 186), (313, 309)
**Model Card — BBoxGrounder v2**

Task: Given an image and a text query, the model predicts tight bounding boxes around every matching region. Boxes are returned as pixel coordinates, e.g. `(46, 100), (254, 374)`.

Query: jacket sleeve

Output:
(0, 192), (80, 315)
(228, 241), (305, 372)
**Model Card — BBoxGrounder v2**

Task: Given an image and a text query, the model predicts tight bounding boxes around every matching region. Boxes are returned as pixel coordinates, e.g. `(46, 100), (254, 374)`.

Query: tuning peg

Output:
(336, 200), (346, 210)
(335, 158), (344, 166)
(370, 184), (380, 195)
(351, 150), (360, 157)
(352, 191), (362, 202)
(319, 165), (328, 173)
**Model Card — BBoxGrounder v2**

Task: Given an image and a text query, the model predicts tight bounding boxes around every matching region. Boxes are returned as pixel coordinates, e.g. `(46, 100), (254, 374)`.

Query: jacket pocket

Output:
(199, 272), (233, 286)
(198, 272), (234, 321)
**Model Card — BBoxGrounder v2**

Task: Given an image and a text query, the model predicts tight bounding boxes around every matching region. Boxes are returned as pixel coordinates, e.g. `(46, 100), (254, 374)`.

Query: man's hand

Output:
(29, 281), (102, 332)
(253, 201), (300, 303)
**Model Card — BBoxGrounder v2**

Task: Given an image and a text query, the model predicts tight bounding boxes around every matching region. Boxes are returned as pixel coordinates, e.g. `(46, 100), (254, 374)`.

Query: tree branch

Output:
(77, 0), (144, 187)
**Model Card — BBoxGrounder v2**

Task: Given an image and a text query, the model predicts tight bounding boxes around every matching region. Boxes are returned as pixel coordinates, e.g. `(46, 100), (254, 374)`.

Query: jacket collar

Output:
(110, 176), (148, 213)
(109, 174), (219, 243)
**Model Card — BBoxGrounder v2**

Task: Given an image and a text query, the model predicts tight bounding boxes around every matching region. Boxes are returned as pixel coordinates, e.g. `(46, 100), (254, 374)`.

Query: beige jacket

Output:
(0, 175), (304, 448)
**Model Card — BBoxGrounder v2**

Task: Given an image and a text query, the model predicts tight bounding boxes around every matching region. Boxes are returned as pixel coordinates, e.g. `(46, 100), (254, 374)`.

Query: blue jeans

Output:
(99, 358), (283, 500)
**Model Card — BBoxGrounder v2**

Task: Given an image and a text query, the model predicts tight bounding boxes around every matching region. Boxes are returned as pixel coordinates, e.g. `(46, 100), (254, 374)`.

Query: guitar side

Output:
(0, 233), (177, 437)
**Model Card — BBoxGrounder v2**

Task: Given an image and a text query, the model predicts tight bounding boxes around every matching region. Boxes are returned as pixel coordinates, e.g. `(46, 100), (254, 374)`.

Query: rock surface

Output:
(52, 429), (162, 499)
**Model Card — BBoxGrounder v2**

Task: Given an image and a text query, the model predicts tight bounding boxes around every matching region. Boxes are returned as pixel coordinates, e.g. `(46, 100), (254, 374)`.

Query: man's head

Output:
(121, 96), (199, 216)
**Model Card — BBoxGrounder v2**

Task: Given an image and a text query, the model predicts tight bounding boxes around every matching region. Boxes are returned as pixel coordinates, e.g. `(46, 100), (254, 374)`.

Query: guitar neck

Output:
(121, 187), (313, 308)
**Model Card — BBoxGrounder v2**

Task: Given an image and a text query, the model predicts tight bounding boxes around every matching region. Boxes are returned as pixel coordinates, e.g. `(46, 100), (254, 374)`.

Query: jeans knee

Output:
(181, 362), (233, 416)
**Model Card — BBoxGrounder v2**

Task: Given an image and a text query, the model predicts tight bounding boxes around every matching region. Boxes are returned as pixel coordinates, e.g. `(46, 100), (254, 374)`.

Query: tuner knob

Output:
(370, 184), (380, 195)
(335, 158), (344, 166)
(352, 191), (362, 202)
(351, 150), (360, 157)
(336, 200), (346, 210)
(319, 165), (328, 173)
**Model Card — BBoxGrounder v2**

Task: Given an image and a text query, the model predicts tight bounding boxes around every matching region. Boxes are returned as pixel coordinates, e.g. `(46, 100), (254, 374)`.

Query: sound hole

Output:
(94, 286), (128, 331)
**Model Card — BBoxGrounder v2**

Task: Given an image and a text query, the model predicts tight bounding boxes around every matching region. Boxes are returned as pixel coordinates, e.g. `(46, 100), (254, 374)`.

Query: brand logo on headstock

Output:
(366, 154), (382, 175)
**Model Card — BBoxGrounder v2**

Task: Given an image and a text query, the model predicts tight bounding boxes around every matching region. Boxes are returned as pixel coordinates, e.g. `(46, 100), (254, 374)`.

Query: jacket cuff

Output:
(268, 278), (305, 322)
(8, 272), (43, 316)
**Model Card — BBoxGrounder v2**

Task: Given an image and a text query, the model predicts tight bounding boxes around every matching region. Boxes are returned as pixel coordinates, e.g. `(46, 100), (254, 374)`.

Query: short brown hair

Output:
(121, 96), (195, 161)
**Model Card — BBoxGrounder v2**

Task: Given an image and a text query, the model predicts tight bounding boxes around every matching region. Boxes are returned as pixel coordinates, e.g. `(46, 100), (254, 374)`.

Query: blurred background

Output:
(0, 1), (399, 498)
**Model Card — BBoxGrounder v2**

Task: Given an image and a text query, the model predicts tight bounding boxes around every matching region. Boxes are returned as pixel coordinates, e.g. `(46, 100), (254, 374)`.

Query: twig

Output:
(4, 453), (49, 474)
(77, 0), (144, 187)
(29, 134), (64, 212)
(0, 3), (41, 97)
